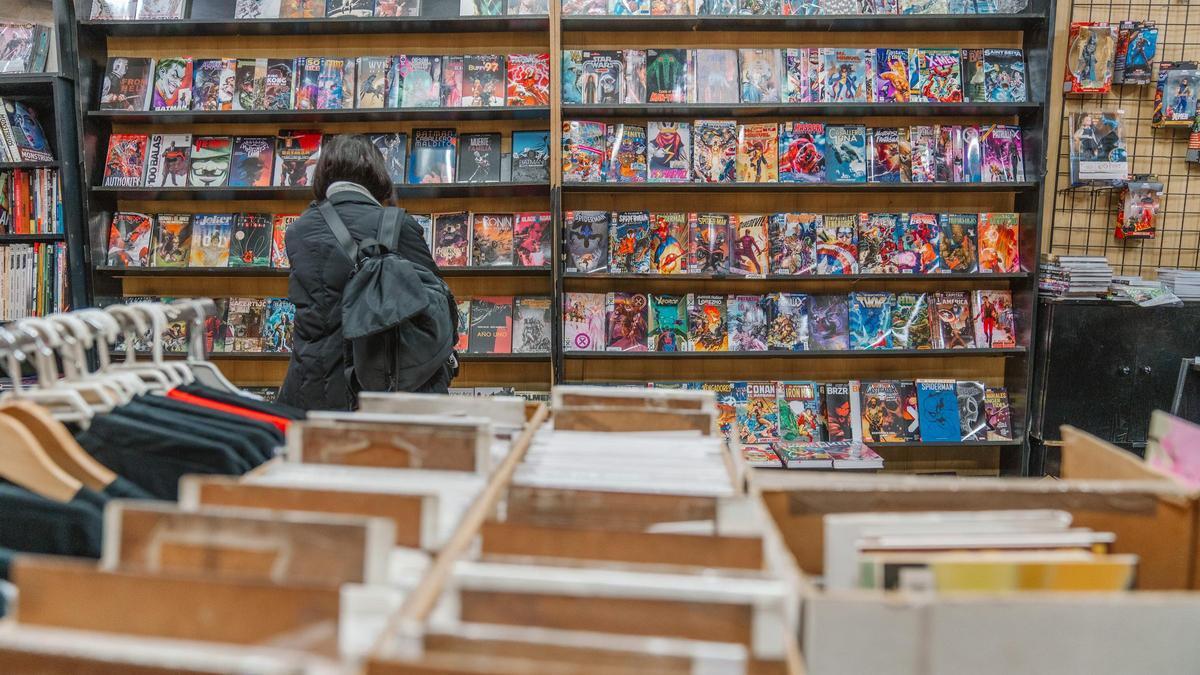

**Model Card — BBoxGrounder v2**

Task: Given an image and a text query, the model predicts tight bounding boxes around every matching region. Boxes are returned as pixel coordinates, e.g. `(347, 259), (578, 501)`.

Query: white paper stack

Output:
(1156, 268), (1200, 301)
(1039, 253), (1114, 297)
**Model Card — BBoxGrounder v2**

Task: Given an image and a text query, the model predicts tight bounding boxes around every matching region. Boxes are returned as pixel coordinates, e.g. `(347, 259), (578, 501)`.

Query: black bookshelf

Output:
(0, 234), (68, 244)
(0, 161), (61, 170)
(88, 106), (551, 124)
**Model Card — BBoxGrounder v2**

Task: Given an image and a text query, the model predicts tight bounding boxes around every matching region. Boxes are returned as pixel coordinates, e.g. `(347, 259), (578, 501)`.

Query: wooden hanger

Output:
(0, 401), (116, 491)
(0, 412), (81, 502)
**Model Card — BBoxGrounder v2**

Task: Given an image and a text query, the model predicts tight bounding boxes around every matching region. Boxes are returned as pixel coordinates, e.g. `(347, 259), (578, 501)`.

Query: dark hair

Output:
(313, 134), (393, 202)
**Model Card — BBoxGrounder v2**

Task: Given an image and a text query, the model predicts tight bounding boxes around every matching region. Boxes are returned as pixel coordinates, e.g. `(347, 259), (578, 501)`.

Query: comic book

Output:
(821, 48), (868, 102)
(899, 0), (948, 14)
(693, 119), (737, 183)
(452, 298), (468, 350)
(896, 380), (920, 441)
(981, 124), (1024, 182)
(817, 213), (859, 274)
(767, 292), (810, 351)
(957, 380), (986, 440)
(456, 133), (500, 184)
(873, 48), (916, 102)
(742, 381), (780, 443)
(150, 57), (193, 111)
(778, 382), (823, 442)
(784, 48), (822, 103)
(698, 0), (738, 12)
(323, 57), (354, 109)
(561, 51), (584, 104)
(908, 125), (936, 183)
(738, 49), (782, 103)
(728, 295), (769, 351)
(400, 55), (442, 107)
(350, 56), (388, 109)
(1069, 111), (1127, 183)
(650, 0), (693, 15)
(648, 294), (688, 351)
(938, 213), (978, 272)
(739, 0), (780, 13)
(270, 214), (297, 268)
(562, 291), (606, 351)
(856, 213), (902, 274)
(99, 57), (154, 111)
(560, 0), (605, 13)
(861, 380), (905, 442)
(731, 214), (769, 276)
(646, 49), (691, 103)
(563, 120), (606, 183)
(859, 0), (897, 12)
(263, 59), (294, 110)
(688, 212), (731, 273)
(229, 213), (271, 267)
(280, 0), (327, 17)
(915, 48), (962, 102)
(647, 121), (691, 182)
(769, 212), (819, 275)
(144, 133), (191, 188)
(823, 381), (857, 441)
(649, 212), (688, 274)
(971, 289), (1016, 348)
(432, 211), (470, 266)
(152, 214), (191, 268)
(701, 381), (737, 438)
(810, 294), (849, 350)
(189, 213), (234, 267)
(514, 212), (552, 267)
(232, 58), (267, 111)
(695, 50), (740, 104)
(228, 136), (274, 187)
(1064, 22), (1116, 94)
(506, 53), (550, 106)
(460, 0), (503, 15)
(412, 213), (432, 251)
(291, 57), (321, 110)
(203, 297), (232, 352)
(580, 51), (622, 105)
(606, 291), (649, 351)
(471, 213), (514, 266)
(962, 48), (987, 102)
(908, 212), (943, 273)
(982, 48), (1027, 102)
(961, 124), (983, 182)
(326, 0), (373, 14)
(513, 296), (552, 354)
(609, 210), (652, 274)
(1114, 21), (1157, 86)
(138, 0), (189, 18)
(409, 128), (457, 184)
(462, 54), (505, 107)
(825, 124), (867, 182)
(369, 132), (408, 184)
(915, 379), (959, 441)
(227, 298), (266, 352)
(736, 124), (778, 183)
(192, 58), (235, 111)
(606, 124), (648, 183)
(103, 134), (148, 187)
(188, 136), (233, 187)
(261, 298), (295, 353)
(983, 386), (1012, 440)
(510, 130), (550, 183)
(933, 124), (960, 182)
(468, 296), (513, 354)
(440, 56), (464, 107)
(687, 293), (728, 351)
(106, 213), (153, 267)
(272, 130), (321, 187)
(565, 210), (609, 273)
(891, 291), (930, 349)
(868, 127), (902, 183)
(610, 0), (650, 13)
(848, 291), (893, 350)
(621, 49), (647, 103)
(930, 290), (974, 348)
(978, 212), (1020, 273)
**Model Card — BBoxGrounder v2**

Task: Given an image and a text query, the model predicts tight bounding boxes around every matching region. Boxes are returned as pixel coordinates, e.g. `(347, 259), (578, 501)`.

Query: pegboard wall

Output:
(1047, 0), (1200, 274)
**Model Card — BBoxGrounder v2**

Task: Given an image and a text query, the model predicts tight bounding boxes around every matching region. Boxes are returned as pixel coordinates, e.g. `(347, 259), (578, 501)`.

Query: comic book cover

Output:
(983, 386), (1012, 440)
(647, 121), (691, 182)
(144, 133), (191, 188)
(561, 0), (605, 15)
(506, 53), (550, 106)
(471, 213), (514, 266)
(688, 212), (730, 273)
(698, 0), (738, 12)
(606, 124), (648, 183)
(263, 59), (294, 110)
(938, 213), (978, 272)
(784, 48), (822, 103)
(915, 379), (959, 441)
(375, 0), (418, 19)
(908, 125), (936, 183)
(408, 128), (457, 184)
(961, 124), (983, 182)
(620, 49), (647, 103)
(978, 212), (1020, 272)
(1115, 21), (1157, 86)
(1069, 111), (1127, 183)
(192, 58), (235, 112)
(693, 120), (737, 183)
(907, 212), (943, 273)
(150, 57), (192, 111)
(728, 295), (769, 351)
(957, 380), (986, 440)
(460, 0), (503, 15)
(232, 58), (267, 111)
(103, 134), (148, 187)
(769, 213), (819, 275)
(687, 293), (728, 351)
(385, 55), (408, 108)
(271, 214), (297, 268)
(821, 48), (868, 102)
(649, 212), (688, 274)
(432, 211), (470, 266)
(229, 213), (271, 267)
(982, 48), (1027, 102)
(351, 56), (388, 109)
(767, 292), (810, 351)
(291, 57), (321, 110)
(438, 55), (462, 107)
(369, 132), (408, 184)
(413, 213), (432, 251)
(823, 381), (855, 441)
(513, 296), (552, 354)
(981, 124), (1024, 182)
(461, 55), (504, 107)
(731, 214), (769, 276)
(1064, 22), (1116, 94)
(325, 0), (373, 13)
(228, 136), (274, 187)
(327, 58), (357, 110)
(701, 381), (737, 438)
(106, 213), (153, 267)
(868, 127), (902, 183)
(562, 292), (606, 351)
(563, 120), (606, 183)
(272, 130), (321, 187)
(650, 0), (693, 14)
(227, 298), (266, 352)
(915, 48), (962, 102)
(90, 0), (136, 19)
(152, 213), (191, 268)
(849, 291), (894, 350)
(738, 49), (781, 103)
(933, 124), (960, 182)
(825, 124), (867, 182)
(188, 136), (232, 187)
(810, 294), (849, 350)
(280, 0), (327, 17)
(963, 48), (986, 102)
(857, 212), (903, 274)
(456, 133), (500, 184)
(609, 210), (652, 274)
(930, 290), (974, 348)
(778, 382), (822, 442)
(816, 213), (859, 274)
(610, 0), (649, 13)
(648, 294), (688, 351)
(400, 55), (442, 107)
(606, 291), (649, 351)
(137, 0), (188, 18)
(873, 48), (916, 102)
(739, 0), (780, 13)
(859, 0), (897, 12)
(261, 298), (295, 353)
(510, 130), (550, 183)
(740, 444), (781, 468)
(580, 51), (622, 105)
(861, 380), (905, 442)
(896, 380), (920, 440)
(891, 291), (930, 349)
(565, 210), (609, 273)
(646, 49), (691, 103)
(742, 381), (780, 443)
(99, 57), (154, 111)
(468, 296), (513, 354)
(736, 124), (778, 183)
(695, 50), (739, 103)
(189, 213), (234, 267)
(899, 0), (948, 14)
(514, 212), (552, 267)
(561, 51), (584, 104)
(971, 289), (1016, 348)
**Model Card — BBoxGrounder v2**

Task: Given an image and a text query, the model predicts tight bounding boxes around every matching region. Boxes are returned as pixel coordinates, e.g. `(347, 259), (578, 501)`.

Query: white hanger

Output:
(131, 302), (194, 385)
(27, 317), (120, 413)
(48, 314), (130, 407)
(176, 298), (242, 394)
(74, 309), (149, 399)
(2, 321), (95, 426)
(104, 305), (174, 391)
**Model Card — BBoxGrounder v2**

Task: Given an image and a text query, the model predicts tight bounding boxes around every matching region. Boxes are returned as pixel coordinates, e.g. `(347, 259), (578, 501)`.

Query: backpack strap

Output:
(318, 200), (359, 263)
(378, 206), (406, 253)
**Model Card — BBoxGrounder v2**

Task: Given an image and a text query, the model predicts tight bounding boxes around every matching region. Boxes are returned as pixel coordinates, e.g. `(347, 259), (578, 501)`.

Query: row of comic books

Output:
(563, 47), (1025, 105)
(562, 289), (1017, 352)
(565, 120), (1025, 184)
(105, 212), (293, 268)
(0, 169), (63, 235)
(454, 296), (552, 354)
(90, 0), (547, 20)
(565, 211), (1020, 275)
(98, 53), (550, 112)
(447, 387), (551, 401)
(101, 129), (550, 188)
(101, 296), (294, 354)
(427, 211), (551, 268)
(0, 243), (68, 321)
(563, 0), (1027, 16)
(0, 99), (54, 163)
(0, 23), (52, 74)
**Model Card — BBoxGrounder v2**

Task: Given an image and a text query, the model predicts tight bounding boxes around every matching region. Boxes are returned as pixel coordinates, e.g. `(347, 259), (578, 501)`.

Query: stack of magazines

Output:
(1156, 268), (1200, 301)
(1038, 253), (1113, 297)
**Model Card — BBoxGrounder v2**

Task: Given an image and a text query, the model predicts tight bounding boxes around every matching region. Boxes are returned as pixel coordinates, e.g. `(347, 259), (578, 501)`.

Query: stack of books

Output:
(1038, 253), (1113, 297)
(1156, 268), (1200, 301)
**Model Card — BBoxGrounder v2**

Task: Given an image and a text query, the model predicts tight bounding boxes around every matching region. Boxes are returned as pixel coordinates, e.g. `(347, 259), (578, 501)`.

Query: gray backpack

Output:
(319, 201), (455, 400)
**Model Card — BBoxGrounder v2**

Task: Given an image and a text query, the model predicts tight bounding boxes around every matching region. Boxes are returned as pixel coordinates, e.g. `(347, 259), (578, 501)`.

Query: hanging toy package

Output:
(1115, 176), (1163, 240)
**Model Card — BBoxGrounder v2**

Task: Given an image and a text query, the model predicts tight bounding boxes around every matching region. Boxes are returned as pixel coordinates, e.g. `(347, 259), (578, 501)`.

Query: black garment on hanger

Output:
(0, 483), (103, 562)
(177, 383), (307, 421)
(102, 476), (155, 500)
(137, 394), (285, 446)
(113, 401), (269, 467)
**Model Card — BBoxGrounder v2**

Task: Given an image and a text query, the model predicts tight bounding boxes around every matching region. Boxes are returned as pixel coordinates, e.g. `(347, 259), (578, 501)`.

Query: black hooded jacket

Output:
(278, 189), (456, 410)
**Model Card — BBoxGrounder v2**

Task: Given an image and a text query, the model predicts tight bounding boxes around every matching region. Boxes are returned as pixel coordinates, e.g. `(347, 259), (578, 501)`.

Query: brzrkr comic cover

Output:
(565, 210), (609, 273)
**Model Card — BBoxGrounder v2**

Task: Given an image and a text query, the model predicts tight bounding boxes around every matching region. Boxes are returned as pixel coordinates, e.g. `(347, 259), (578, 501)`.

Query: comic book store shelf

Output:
(91, 182), (551, 201)
(0, 234), (68, 244)
(563, 272), (1031, 282)
(563, 102), (1042, 119)
(80, 15), (551, 38)
(0, 74), (64, 95)
(561, 181), (1040, 193)
(558, 13), (1043, 32)
(94, 266), (552, 277)
(563, 348), (1026, 359)
(0, 161), (61, 170)
(88, 107), (552, 124)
